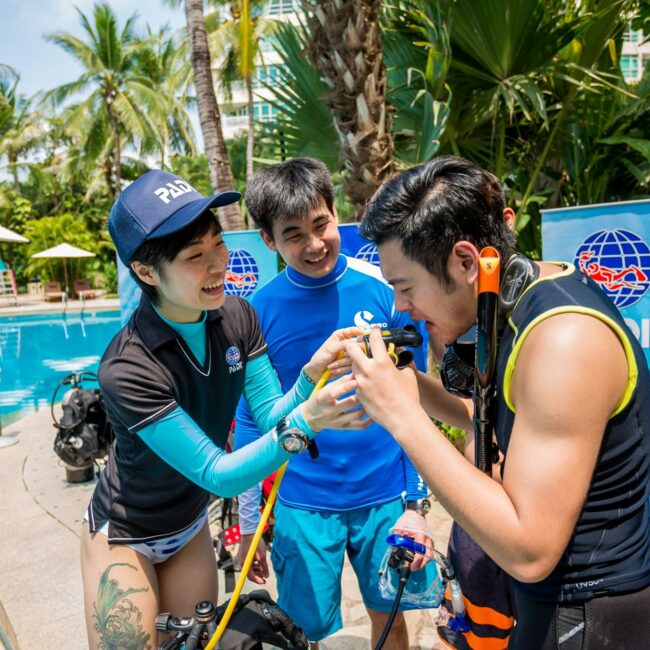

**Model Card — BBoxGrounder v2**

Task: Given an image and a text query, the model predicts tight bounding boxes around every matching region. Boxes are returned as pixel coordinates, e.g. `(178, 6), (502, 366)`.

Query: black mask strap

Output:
(499, 254), (539, 313)
(440, 254), (539, 399)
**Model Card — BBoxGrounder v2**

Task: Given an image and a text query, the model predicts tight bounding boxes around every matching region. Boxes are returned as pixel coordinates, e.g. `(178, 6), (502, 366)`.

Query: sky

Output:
(0, 0), (187, 98)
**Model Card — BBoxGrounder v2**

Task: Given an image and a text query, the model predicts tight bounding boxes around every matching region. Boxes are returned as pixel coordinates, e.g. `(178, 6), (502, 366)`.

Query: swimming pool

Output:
(0, 310), (122, 426)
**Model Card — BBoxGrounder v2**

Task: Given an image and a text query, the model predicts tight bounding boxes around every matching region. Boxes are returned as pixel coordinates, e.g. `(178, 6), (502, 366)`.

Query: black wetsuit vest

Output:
(495, 265), (650, 603)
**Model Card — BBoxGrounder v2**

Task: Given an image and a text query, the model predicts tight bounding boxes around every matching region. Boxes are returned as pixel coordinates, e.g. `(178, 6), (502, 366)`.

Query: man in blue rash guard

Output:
(234, 158), (431, 650)
(80, 169), (369, 650)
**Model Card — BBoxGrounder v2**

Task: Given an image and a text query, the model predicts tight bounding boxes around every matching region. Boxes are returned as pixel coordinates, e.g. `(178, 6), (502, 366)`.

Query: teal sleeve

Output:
(243, 353), (316, 438)
(136, 406), (293, 498)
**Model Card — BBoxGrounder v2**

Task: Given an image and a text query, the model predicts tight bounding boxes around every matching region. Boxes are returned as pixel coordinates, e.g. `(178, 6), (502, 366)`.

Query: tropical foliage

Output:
(44, 3), (161, 199)
(208, 0), (279, 181)
(260, 0), (649, 253)
(303, 0), (394, 210)
(0, 0), (648, 289)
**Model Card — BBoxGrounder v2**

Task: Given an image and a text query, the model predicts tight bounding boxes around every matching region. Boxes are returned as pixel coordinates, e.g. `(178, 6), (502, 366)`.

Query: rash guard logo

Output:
(354, 310), (388, 329)
(225, 346), (243, 373)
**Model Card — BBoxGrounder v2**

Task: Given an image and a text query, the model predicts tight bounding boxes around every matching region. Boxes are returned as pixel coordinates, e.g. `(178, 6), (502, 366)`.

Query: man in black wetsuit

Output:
(345, 156), (650, 648)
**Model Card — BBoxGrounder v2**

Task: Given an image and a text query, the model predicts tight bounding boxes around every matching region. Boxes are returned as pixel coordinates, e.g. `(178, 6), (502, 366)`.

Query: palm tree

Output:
(256, 20), (339, 168)
(208, 0), (278, 181)
(44, 2), (160, 199)
(303, 0), (394, 210)
(177, 0), (244, 229)
(0, 66), (42, 193)
(133, 26), (198, 168)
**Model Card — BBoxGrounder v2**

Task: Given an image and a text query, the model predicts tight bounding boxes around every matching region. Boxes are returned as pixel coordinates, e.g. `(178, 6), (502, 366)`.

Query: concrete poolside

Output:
(0, 296), (120, 318)
(0, 407), (453, 650)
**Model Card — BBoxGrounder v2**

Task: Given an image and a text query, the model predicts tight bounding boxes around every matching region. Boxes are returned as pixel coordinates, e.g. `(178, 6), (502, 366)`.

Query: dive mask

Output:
(378, 535), (445, 609)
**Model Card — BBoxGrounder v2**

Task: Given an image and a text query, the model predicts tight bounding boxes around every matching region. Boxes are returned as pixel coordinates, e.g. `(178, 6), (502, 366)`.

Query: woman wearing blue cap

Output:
(80, 170), (367, 649)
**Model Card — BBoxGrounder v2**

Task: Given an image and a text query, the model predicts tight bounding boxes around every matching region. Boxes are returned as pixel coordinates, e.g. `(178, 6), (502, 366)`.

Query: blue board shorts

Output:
(270, 496), (406, 641)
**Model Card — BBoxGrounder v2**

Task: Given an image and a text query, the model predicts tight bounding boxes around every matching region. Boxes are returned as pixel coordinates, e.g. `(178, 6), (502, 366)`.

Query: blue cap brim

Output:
(148, 190), (241, 239)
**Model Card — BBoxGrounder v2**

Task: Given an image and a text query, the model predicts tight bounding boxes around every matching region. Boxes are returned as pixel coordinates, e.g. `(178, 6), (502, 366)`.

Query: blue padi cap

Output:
(109, 169), (241, 264)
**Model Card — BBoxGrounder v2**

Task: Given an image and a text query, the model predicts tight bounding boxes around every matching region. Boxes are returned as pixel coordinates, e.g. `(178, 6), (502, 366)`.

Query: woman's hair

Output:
(129, 211), (222, 305)
(244, 157), (335, 237)
(360, 156), (516, 288)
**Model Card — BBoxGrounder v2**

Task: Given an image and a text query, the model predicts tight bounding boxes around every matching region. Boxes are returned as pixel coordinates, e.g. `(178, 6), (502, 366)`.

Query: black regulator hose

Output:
(374, 564), (411, 650)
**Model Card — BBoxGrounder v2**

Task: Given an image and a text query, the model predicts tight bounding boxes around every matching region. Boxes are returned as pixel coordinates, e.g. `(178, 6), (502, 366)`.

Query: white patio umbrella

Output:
(0, 226), (28, 446)
(0, 225), (29, 243)
(31, 243), (96, 296)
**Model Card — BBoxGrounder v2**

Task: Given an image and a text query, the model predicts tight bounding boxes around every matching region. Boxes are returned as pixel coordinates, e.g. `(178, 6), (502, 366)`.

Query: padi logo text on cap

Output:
(107, 169), (241, 265)
(154, 179), (196, 204)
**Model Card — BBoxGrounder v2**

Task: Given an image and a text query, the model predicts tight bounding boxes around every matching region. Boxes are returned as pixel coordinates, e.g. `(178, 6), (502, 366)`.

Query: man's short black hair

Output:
(360, 156), (517, 288)
(129, 211), (222, 305)
(245, 157), (335, 237)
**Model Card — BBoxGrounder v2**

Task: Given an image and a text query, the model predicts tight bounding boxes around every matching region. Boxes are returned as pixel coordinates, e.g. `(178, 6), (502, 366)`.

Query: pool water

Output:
(0, 310), (121, 426)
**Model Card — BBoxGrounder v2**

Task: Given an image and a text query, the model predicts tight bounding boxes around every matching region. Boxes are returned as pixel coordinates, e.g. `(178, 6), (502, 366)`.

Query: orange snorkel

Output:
(474, 247), (501, 475)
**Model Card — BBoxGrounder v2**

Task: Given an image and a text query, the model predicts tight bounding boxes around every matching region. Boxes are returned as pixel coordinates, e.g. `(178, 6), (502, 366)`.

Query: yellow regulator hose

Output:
(204, 360), (336, 649)
(205, 333), (404, 648)
(204, 461), (288, 650)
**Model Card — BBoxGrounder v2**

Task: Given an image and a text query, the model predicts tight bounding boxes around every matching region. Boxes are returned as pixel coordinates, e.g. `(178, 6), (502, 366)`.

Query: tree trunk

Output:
(104, 88), (122, 200)
(184, 0), (244, 231)
(9, 153), (20, 194)
(246, 73), (254, 182)
(304, 0), (393, 212)
(114, 128), (122, 199)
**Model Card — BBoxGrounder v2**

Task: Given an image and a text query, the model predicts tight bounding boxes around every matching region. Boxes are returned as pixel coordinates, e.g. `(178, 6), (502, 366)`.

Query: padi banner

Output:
(541, 200), (650, 366)
(117, 230), (278, 324)
(339, 223), (381, 267)
(222, 230), (278, 299)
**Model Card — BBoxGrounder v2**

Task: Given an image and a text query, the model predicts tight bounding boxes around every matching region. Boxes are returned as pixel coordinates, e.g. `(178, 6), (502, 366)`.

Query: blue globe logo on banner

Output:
(356, 243), (381, 267)
(574, 229), (650, 309)
(225, 249), (259, 298)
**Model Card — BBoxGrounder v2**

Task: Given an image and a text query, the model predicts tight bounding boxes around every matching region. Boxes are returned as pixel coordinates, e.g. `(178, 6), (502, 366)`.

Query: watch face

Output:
(419, 498), (432, 515)
(280, 431), (307, 454)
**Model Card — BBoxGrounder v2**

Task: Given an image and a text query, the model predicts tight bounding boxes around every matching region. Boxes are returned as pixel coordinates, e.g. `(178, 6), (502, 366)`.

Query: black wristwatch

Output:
(406, 497), (432, 516)
(274, 416), (310, 455)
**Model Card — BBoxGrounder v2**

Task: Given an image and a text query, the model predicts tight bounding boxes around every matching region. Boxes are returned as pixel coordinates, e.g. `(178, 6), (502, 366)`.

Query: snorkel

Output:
(474, 247), (501, 475)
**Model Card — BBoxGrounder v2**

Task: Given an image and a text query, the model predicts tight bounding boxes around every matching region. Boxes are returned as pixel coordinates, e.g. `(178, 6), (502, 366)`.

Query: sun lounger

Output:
(73, 279), (98, 300)
(43, 282), (66, 302)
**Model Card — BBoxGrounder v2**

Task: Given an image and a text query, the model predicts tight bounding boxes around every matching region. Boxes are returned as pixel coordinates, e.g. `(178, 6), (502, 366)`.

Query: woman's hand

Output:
(345, 327), (423, 433)
(300, 373), (371, 433)
(302, 327), (364, 384)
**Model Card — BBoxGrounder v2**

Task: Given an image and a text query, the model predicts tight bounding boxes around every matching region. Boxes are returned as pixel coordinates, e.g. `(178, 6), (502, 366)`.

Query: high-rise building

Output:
(621, 27), (650, 83)
(217, 0), (300, 139)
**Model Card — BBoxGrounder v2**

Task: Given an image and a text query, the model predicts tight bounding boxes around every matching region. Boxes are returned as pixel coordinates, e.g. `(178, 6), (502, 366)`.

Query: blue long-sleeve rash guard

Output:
(136, 311), (315, 498)
(235, 255), (428, 531)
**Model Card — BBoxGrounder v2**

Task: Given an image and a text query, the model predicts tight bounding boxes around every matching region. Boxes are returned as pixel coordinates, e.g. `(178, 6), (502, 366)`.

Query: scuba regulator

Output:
(360, 325), (423, 369)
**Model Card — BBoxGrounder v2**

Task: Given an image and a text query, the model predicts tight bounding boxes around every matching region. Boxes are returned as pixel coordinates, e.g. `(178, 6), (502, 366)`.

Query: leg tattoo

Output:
(92, 562), (152, 650)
